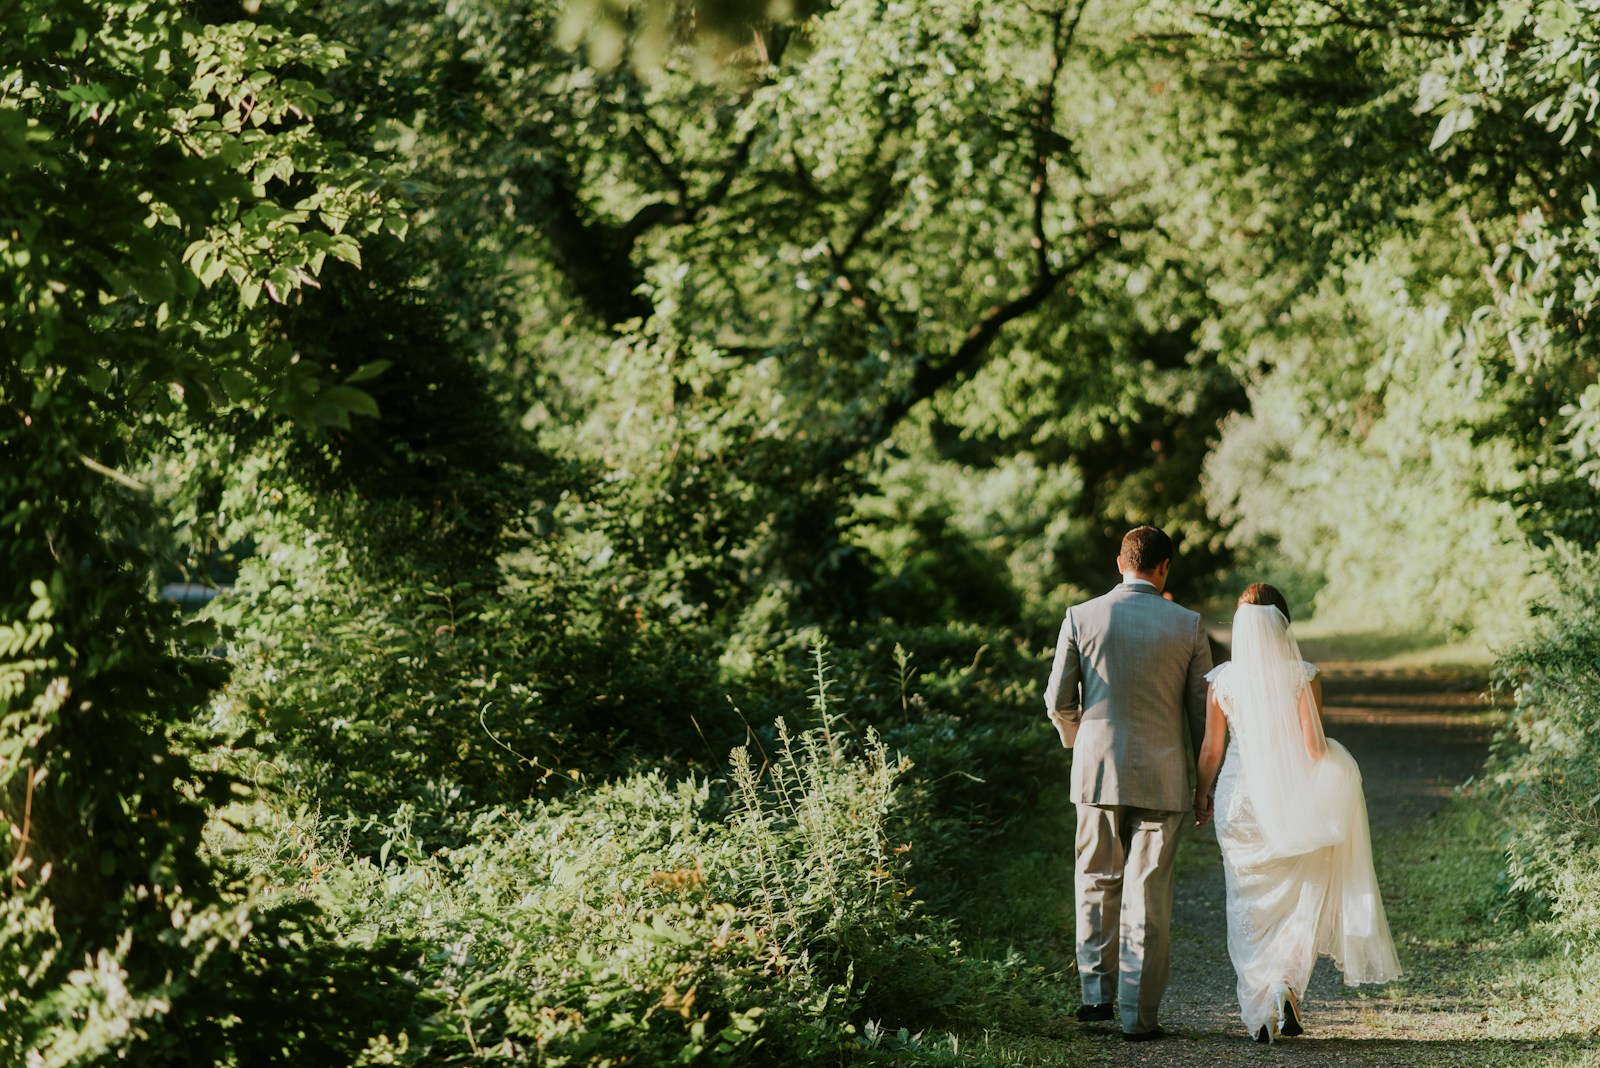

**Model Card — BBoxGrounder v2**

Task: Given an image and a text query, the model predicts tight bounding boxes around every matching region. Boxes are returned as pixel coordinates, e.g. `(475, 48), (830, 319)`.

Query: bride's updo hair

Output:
(1238, 582), (1291, 623)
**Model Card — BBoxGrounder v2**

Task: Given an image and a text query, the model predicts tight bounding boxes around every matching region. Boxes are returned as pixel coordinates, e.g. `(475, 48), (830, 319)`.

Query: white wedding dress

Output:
(1205, 608), (1402, 1039)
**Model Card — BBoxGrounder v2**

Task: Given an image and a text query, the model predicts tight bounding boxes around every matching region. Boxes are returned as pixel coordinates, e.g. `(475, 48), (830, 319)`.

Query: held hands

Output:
(1194, 791), (1214, 828)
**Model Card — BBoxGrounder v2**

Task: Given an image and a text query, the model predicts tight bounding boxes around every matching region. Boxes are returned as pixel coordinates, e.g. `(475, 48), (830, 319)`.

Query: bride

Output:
(1194, 583), (1402, 1043)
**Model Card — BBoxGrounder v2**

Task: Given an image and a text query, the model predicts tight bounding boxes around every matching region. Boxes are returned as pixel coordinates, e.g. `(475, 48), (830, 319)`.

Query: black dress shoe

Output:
(1074, 1003), (1115, 1022)
(1123, 1026), (1166, 1042)
(1254, 1025), (1272, 1044)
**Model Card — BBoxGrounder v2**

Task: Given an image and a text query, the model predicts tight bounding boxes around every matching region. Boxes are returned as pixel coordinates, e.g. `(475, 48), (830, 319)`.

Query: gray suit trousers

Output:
(1075, 802), (1185, 1034)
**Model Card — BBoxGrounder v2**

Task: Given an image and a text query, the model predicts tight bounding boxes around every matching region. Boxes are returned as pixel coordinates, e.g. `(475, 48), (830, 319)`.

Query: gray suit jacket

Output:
(1044, 583), (1212, 811)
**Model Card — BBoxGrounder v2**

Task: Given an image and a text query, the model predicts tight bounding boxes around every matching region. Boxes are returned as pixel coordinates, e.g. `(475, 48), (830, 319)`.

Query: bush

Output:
(228, 650), (972, 1064)
(1487, 546), (1600, 944)
(203, 453), (730, 837)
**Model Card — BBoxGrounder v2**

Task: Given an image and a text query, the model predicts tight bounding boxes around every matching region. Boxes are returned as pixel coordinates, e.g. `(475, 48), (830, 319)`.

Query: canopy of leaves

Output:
(6, 0), (1598, 1060)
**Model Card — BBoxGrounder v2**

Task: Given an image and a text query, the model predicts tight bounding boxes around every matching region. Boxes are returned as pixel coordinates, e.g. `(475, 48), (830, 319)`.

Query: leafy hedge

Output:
(1488, 548), (1600, 946)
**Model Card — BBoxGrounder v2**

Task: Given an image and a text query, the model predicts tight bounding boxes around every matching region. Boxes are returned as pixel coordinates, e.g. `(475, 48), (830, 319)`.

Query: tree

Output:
(1, 0), (419, 1058)
(348, 0), (1244, 628)
(1145, 0), (1600, 573)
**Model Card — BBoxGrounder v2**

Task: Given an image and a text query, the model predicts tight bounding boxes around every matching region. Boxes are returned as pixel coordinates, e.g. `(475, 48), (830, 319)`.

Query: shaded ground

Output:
(1065, 664), (1600, 1067)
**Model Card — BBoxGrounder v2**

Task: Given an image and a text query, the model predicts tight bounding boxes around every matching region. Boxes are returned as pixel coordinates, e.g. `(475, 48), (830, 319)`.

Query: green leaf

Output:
(322, 384), (380, 420)
(1536, 0), (1580, 40)
(198, 256), (229, 288)
(327, 235), (361, 267)
(344, 360), (392, 384)
(1429, 105), (1475, 151)
(219, 369), (254, 402)
(238, 276), (262, 308)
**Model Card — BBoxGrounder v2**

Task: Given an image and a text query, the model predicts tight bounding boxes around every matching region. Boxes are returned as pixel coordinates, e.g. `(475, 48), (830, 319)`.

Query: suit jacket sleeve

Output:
(1044, 608), (1083, 748)
(1184, 613), (1213, 755)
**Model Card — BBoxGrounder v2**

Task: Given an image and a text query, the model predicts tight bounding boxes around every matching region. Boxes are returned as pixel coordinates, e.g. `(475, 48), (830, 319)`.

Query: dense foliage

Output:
(2, 2), (415, 1061)
(1138, 0), (1596, 634)
(6, 0), (1600, 1062)
(1489, 551), (1600, 942)
(1170, 0), (1600, 1000)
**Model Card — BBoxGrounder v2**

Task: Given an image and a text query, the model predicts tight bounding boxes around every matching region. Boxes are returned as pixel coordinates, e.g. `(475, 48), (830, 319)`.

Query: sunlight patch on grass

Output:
(1203, 591), (1510, 668)
(1380, 797), (1600, 1061)
(1198, 601), (1502, 671)
(1292, 626), (1497, 672)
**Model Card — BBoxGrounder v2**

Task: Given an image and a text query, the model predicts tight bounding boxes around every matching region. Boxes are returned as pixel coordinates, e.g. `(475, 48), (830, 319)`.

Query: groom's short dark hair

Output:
(1119, 526), (1173, 571)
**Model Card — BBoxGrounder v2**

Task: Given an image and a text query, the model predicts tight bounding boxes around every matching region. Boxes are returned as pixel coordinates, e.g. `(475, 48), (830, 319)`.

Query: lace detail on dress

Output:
(1207, 661), (1318, 719)
(1205, 661), (1233, 709)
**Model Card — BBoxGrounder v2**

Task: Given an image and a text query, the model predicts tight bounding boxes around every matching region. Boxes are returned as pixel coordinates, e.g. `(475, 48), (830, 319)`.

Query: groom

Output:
(1044, 525), (1211, 1042)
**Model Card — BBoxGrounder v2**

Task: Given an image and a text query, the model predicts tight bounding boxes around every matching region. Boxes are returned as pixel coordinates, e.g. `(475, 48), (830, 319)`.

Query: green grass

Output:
(1375, 796), (1600, 1065)
(1291, 624), (1497, 672)
(861, 761), (1089, 1067)
(1197, 602), (1503, 672)
(850, 1027), (1084, 1067)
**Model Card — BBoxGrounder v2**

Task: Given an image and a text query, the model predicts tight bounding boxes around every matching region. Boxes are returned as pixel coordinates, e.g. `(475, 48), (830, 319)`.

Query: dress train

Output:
(1213, 735), (1401, 1038)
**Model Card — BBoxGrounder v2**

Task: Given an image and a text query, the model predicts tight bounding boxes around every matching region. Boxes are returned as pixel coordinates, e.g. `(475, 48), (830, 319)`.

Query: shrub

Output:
(230, 649), (969, 1064)
(1488, 546), (1600, 944)
(204, 457), (730, 838)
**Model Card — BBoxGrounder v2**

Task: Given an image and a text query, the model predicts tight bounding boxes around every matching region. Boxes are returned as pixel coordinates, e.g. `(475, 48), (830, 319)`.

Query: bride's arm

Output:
(1194, 684), (1228, 827)
(1299, 676), (1327, 761)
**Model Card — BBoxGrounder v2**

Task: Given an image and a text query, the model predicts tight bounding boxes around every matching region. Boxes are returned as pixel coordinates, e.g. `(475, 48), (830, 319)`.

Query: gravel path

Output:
(1071, 664), (1531, 1067)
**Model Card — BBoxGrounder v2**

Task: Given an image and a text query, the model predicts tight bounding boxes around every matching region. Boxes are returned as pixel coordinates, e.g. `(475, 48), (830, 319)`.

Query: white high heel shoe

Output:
(1273, 981), (1305, 1038)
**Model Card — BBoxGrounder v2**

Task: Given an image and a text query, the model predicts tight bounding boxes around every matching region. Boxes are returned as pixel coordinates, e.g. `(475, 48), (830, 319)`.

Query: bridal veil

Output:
(1214, 604), (1402, 987)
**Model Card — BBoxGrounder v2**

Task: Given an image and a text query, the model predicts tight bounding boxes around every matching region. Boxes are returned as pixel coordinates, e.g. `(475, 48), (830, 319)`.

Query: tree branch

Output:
(1029, 4), (1076, 279)
(805, 176), (904, 328)
(556, 30), (793, 325)
(820, 0), (1107, 459)
(618, 200), (683, 248)
(617, 27), (794, 240)
(692, 28), (793, 214)
(873, 233), (1117, 444)
(699, 128), (758, 214)
(628, 117), (692, 206)
(1316, 0), (1469, 41)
